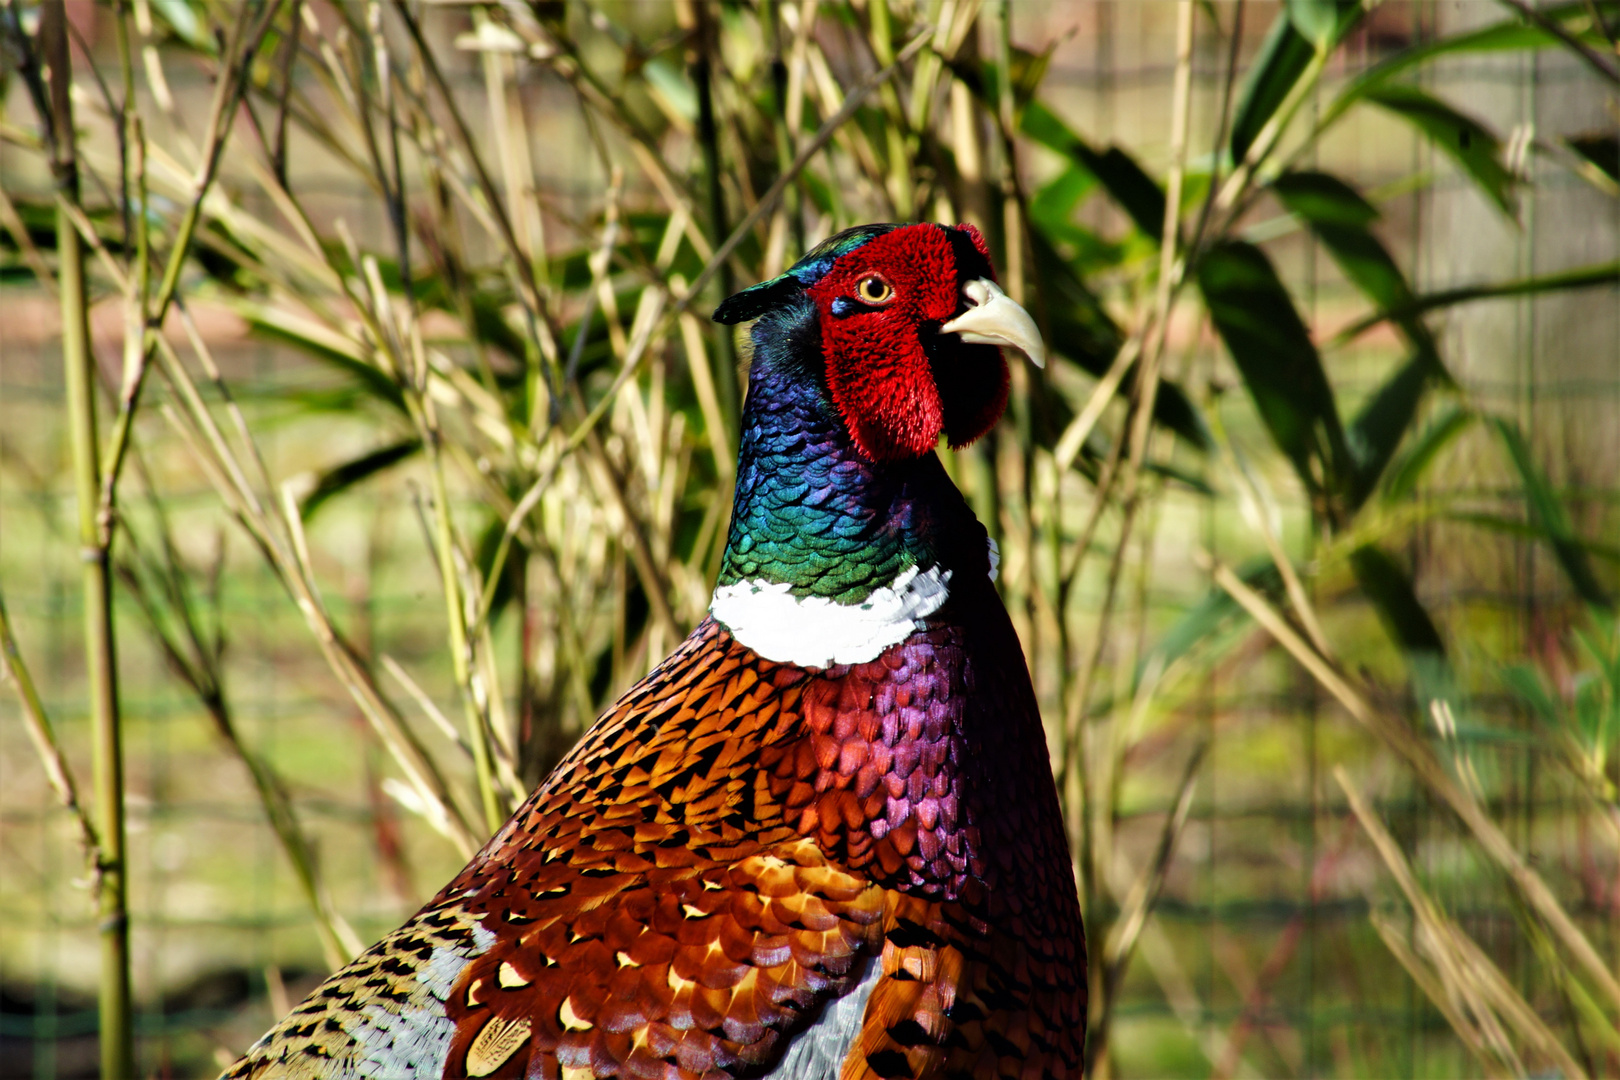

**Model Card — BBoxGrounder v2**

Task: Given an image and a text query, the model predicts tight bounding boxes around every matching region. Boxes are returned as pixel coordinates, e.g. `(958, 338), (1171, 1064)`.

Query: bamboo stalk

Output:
(40, 5), (134, 1074)
(688, 0), (739, 431)
(1074, 10), (1198, 1068)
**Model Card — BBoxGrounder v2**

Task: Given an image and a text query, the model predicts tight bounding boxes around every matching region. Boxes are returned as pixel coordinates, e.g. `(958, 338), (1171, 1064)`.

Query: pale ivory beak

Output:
(939, 278), (1047, 369)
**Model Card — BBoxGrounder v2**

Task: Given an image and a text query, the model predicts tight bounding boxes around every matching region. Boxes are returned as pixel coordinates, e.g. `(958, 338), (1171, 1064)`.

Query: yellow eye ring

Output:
(855, 276), (894, 305)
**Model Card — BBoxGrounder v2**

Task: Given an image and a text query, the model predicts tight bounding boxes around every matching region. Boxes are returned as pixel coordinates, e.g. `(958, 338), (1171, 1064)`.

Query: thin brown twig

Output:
(0, 586), (102, 870)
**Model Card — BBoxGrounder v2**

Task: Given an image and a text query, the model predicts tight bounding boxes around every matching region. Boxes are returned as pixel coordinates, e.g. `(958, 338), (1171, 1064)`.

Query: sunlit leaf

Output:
(1324, 4), (1607, 127)
(1020, 99), (1079, 156)
(1332, 260), (1620, 345)
(1198, 240), (1350, 507)
(1346, 349), (1444, 511)
(1382, 405), (1474, 502)
(1364, 85), (1517, 217)
(643, 58), (697, 124)
(1029, 166), (1099, 240)
(1230, 14), (1315, 164)
(1488, 416), (1614, 609)
(149, 0), (212, 52)
(1286, 0), (1363, 48)
(300, 439), (421, 521)
(1351, 543), (1446, 658)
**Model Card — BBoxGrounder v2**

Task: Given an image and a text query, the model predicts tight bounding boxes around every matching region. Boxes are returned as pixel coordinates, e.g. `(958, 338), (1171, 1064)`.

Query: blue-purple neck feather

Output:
(716, 295), (991, 605)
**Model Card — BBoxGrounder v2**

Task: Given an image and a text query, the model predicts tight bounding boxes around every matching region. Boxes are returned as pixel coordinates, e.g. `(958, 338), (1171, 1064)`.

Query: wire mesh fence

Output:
(1, 2), (1618, 1078)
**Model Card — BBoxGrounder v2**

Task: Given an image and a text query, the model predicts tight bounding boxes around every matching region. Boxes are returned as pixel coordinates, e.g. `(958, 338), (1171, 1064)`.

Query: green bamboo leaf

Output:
(1272, 170), (1440, 361)
(1286, 0), (1363, 48)
(1350, 544), (1446, 658)
(1351, 543), (1452, 709)
(1029, 229), (1122, 370)
(1020, 99), (1079, 156)
(1136, 559), (1284, 692)
(1332, 260), (1620, 345)
(234, 304), (407, 414)
(1030, 232), (1212, 451)
(1068, 142), (1165, 241)
(475, 517), (525, 626)
(1364, 85), (1517, 217)
(1487, 416), (1615, 609)
(1441, 513), (1620, 565)
(1567, 133), (1620, 181)
(1346, 349), (1444, 511)
(1197, 240), (1350, 505)
(1018, 102), (1165, 239)
(950, 44), (1059, 127)
(1324, 4), (1607, 127)
(643, 58), (697, 123)
(149, 0), (212, 52)
(1029, 165), (1099, 242)
(1310, 222), (1424, 328)
(1003, 42), (1060, 115)
(1230, 14), (1315, 164)
(1500, 664), (1563, 730)
(1382, 405), (1474, 502)
(299, 439), (421, 521)
(1271, 172), (1405, 311)
(1270, 169), (1379, 228)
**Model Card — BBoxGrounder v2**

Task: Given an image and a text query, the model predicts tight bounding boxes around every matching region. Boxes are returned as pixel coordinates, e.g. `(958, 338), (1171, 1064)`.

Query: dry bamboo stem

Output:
(1215, 562), (1620, 1019)
(0, 587), (101, 868)
(1339, 768), (1586, 1079)
(41, 3), (133, 1071)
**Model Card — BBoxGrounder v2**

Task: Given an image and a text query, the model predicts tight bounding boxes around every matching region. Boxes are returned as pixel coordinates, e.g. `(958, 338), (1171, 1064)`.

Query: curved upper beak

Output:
(939, 278), (1047, 369)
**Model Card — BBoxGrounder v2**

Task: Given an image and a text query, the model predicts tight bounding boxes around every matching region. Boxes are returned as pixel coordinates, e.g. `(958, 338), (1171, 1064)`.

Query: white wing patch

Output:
(351, 920), (496, 1079)
(710, 564), (951, 667)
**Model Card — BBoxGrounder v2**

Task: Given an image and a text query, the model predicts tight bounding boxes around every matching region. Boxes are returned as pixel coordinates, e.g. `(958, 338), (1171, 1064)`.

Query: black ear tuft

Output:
(713, 274), (804, 324)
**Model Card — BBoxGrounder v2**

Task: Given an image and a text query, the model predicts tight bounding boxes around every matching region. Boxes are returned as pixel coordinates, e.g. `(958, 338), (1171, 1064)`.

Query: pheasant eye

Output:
(855, 276), (894, 305)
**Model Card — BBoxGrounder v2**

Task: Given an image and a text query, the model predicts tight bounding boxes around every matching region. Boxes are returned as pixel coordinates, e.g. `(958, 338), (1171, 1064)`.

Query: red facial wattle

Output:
(806, 223), (1014, 463)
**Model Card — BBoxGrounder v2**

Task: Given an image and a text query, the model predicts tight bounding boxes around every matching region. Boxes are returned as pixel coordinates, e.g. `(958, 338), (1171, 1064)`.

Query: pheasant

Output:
(222, 222), (1086, 1080)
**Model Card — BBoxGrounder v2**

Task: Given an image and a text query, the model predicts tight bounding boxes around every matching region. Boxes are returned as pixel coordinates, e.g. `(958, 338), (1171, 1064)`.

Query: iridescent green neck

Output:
(716, 298), (986, 606)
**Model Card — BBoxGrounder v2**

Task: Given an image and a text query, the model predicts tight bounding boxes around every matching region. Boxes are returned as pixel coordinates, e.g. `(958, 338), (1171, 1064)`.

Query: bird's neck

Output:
(711, 303), (994, 669)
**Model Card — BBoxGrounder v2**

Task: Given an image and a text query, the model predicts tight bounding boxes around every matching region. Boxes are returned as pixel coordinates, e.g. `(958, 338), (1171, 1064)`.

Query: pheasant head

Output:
(716, 222), (1044, 463)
